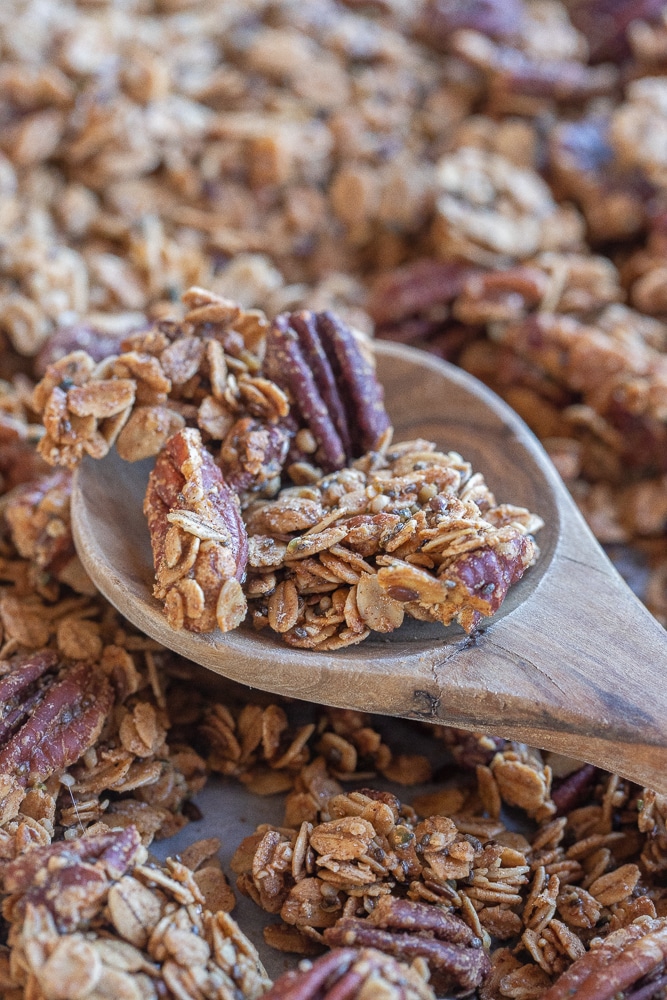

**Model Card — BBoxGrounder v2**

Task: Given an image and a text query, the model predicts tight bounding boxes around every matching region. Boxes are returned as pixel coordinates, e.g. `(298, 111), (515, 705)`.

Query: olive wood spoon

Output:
(71, 340), (667, 790)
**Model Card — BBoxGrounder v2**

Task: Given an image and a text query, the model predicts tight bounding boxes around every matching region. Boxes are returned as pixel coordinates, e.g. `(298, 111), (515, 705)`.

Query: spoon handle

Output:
(411, 479), (667, 791)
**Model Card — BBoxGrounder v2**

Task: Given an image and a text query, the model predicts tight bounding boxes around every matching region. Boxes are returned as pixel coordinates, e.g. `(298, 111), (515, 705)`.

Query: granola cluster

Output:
(234, 756), (667, 998)
(0, 828), (269, 1000)
(31, 290), (542, 643)
(245, 438), (542, 644)
(264, 948), (437, 1000)
(2, 0), (667, 997)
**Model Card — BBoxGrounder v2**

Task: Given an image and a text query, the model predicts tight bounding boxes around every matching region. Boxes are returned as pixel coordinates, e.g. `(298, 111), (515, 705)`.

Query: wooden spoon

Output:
(71, 341), (667, 790)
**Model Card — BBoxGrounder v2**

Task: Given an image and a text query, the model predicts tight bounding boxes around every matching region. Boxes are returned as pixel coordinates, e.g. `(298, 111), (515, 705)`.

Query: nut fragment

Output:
(0, 657), (113, 823)
(264, 310), (391, 472)
(264, 947), (436, 1000)
(144, 427), (248, 633)
(1, 827), (270, 1000)
(325, 896), (490, 997)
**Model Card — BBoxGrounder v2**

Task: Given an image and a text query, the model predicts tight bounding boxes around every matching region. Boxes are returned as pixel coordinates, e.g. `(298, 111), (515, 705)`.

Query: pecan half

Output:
(263, 946), (436, 1000)
(0, 649), (58, 745)
(265, 310), (391, 473)
(0, 655), (113, 823)
(541, 917), (667, 1000)
(144, 427), (248, 633)
(325, 896), (490, 997)
(2, 827), (143, 931)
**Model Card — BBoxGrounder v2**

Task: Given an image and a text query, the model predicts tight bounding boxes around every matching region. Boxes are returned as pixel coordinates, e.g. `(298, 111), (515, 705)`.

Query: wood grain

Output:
(72, 341), (667, 790)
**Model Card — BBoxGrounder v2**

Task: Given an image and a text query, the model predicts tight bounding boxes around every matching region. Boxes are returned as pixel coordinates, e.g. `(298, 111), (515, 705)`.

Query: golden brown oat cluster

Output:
(32, 290), (542, 642)
(1, 0), (667, 996)
(0, 828), (268, 1000)
(245, 437), (542, 644)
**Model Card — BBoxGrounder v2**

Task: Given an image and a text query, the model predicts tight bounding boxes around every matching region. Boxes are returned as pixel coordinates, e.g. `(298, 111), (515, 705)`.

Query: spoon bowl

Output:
(72, 341), (667, 790)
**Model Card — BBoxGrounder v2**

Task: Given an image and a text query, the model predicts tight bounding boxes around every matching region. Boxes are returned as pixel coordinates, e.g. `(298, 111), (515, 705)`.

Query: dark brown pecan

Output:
(378, 533), (538, 633)
(368, 260), (478, 329)
(0, 649), (58, 746)
(2, 827), (142, 931)
(263, 946), (436, 1000)
(493, 52), (617, 103)
(144, 427), (248, 633)
(0, 659), (113, 821)
(0, 436), (49, 491)
(437, 728), (507, 770)
(316, 311), (391, 456)
(265, 311), (391, 473)
(3, 469), (83, 589)
(541, 918), (667, 1000)
(265, 314), (346, 472)
(442, 534), (538, 617)
(417, 0), (524, 48)
(566, 0), (665, 61)
(604, 400), (667, 476)
(288, 312), (353, 459)
(452, 32), (618, 103)
(368, 896), (481, 947)
(35, 322), (137, 377)
(552, 764), (598, 816)
(325, 896), (490, 996)
(220, 416), (291, 497)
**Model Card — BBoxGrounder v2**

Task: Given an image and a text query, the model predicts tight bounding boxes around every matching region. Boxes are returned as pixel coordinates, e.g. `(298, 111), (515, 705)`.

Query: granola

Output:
(264, 947), (436, 1000)
(1, 0), (667, 996)
(246, 437), (543, 643)
(144, 427), (249, 633)
(0, 828), (270, 1000)
(32, 290), (541, 642)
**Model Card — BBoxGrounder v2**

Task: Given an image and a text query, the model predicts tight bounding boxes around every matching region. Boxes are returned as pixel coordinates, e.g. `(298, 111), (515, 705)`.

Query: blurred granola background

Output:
(1, 0), (667, 998)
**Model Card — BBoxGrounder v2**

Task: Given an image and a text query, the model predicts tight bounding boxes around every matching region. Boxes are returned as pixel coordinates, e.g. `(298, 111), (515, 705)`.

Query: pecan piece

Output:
(265, 310), (391, 473)
(440, 533), (539, 616)
(541, 918), (667, 1000)
(144, 427), (248, 633)
(220, 416), (291, 498)
(368, 260), (477, 330)
(417, 0), (524, 47)
(4, 468), (92, 593)
(35, 321), (132, 375)
(566, 0), (665, 61)
(263, 947), (436, 1000)
(377, 532), (538, 633)
(552, 764), (598, 816)
(0, 649), (58, 745)
(0, 659), (113, 823)
(325, 896), (490, 996)
(2, 827), (143, 931)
